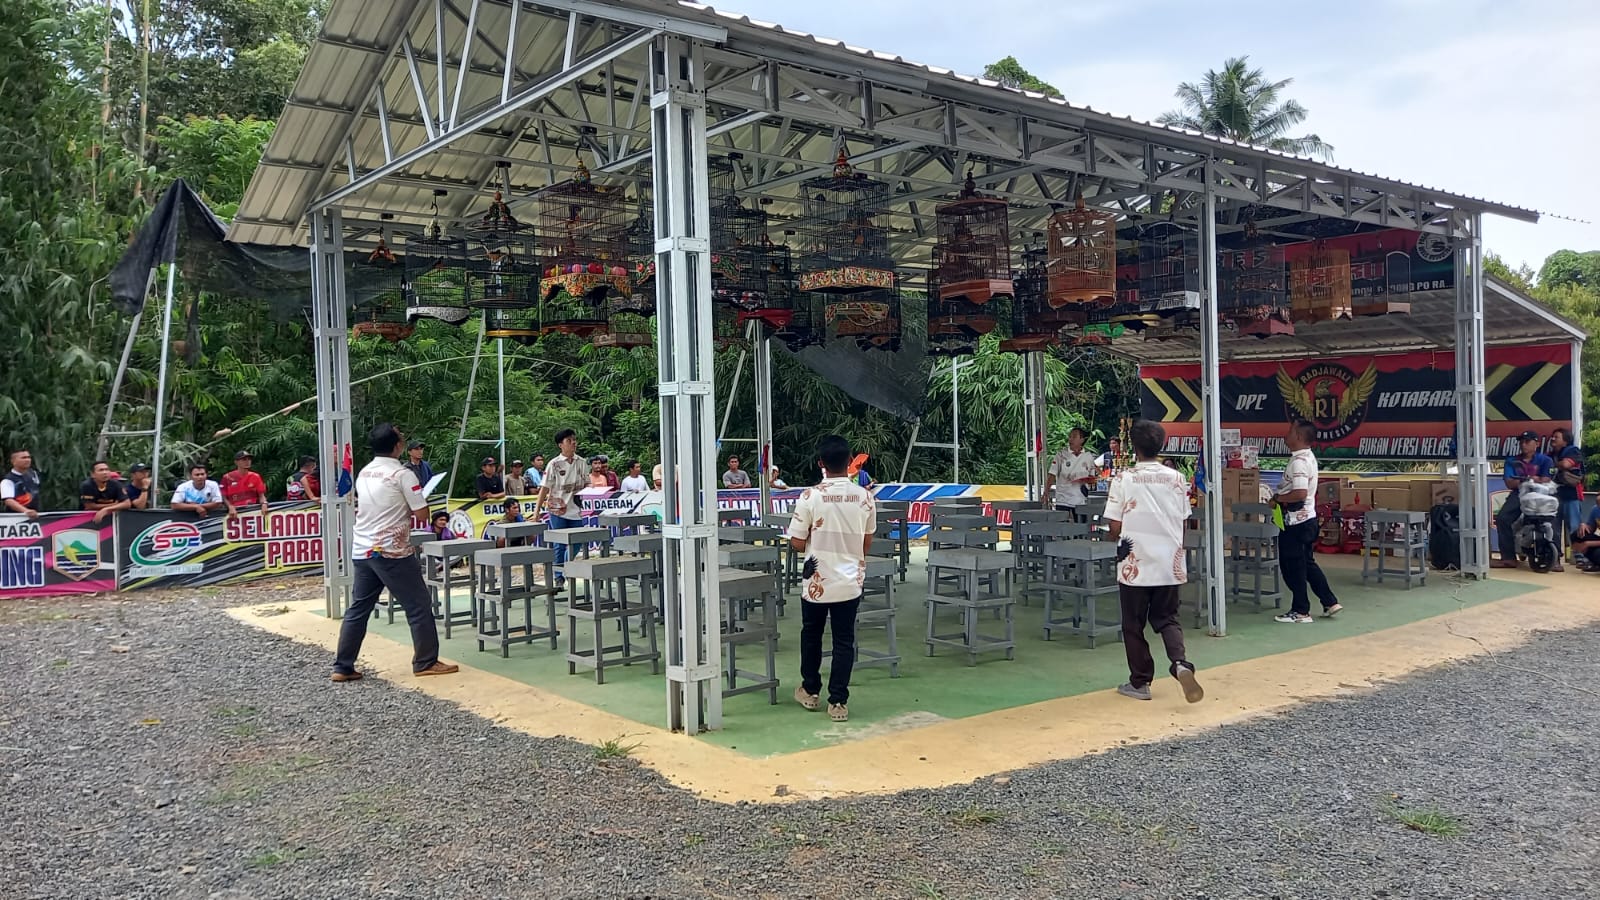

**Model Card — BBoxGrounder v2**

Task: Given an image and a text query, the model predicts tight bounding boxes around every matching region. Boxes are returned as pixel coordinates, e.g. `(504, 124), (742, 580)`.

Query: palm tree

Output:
(1157, 57), (1333, 161)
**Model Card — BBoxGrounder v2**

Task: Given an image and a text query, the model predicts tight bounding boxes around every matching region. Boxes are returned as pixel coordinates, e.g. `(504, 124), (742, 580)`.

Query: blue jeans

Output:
(548, 513), (583, 570)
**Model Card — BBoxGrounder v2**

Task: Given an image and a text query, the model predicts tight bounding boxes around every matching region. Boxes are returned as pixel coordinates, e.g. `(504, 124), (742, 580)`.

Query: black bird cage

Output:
(465, 162), (537, 312)
(715, 194), (793, 330)
(402, 190), (473, 326)
(795, 150), (896, 295)
(1135, 221), (1201, 314)
(351, 222), (415, 342)
(536, 160), (634, 307)
(1218, 219), (1288, 318)
(933, 172), (1014, 305)
(483, 307), (540, 343)
(624, 198), (655, 294)
(774, 286), (826, 352)
(999, 235), (1071, 353)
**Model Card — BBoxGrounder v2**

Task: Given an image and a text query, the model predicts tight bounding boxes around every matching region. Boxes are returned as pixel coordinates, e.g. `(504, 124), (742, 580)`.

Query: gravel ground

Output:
(3, 587), (1597, 900)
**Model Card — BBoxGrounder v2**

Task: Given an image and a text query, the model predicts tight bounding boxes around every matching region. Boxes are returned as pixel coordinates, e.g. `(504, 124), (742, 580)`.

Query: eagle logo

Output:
(1277, 361), (1378, 444)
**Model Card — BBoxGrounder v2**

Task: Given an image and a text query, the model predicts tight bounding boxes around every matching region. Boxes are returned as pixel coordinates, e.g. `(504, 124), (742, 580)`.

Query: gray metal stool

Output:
(1041, 539), (1121, 648)
(1016, 519), (1090, 603)
(484, 520), (547, 547)
(851, 556), (901, 676)
(1362, 509), (1428, 588)
(718, 543), (783, 618)
(718, 567), (780, 704)
(1225, 520), (1283, 610)
(924, 548), (1016, 665)
(419, 538), (494, 638)
(561, 556), (659, 684)
(474, 545), (560, 657)
(874, 501), (912, 582)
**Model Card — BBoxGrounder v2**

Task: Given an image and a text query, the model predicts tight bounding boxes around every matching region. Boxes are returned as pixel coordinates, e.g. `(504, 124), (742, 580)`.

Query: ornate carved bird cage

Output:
(536, 160), (634, 308)
(1289, 240), (1353, 323)
(1135, 221), (1201, 316)
(927, 174), (1010, 356)
(351, 221), (415, 342)
(1046, 197), (1118, 307)
(827, 288), (901, 352)
(401, 190), (473, 326)
(796, 150), (896, 294)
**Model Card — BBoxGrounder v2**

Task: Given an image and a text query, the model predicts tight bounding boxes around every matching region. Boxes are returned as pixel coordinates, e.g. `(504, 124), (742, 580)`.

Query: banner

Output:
(0, 512), (118, 598)
(441, 488), (809, 540)
(116, 502), (323, 590)
(1140, 344), (1575, 460)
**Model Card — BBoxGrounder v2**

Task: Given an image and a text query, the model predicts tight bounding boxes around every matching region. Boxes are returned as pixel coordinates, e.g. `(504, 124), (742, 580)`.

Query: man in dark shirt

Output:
(1493, 431), (1554, 569)
(124, 463), (152, 510)
(475, 457), (506, 501)
(1550, 427), (1584, 561)
(404, 441), (435, 490)
(2, 448), (42, 517)
(80, 461), (130, 524)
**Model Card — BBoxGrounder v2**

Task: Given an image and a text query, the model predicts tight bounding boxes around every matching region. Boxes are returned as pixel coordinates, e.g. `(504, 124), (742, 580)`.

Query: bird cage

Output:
(773, 262), (825, 351)
(933, 172), (1014, 305)
(1289, 240), (1352, 322)
(591, 308), (651, 349)
(1000, 236), (1059, 353)
(483, 307), (539, 344)
(1219, 221), (1287, 317)
(796, 150), (896, 295)
(1236, 304), (1296, 339)
(537, 285), (607, 337)
(714, 194), (790, 324)
(827, 287), (901, 352)
(402, 191), (473, 325)
(351, 225), (415, 342)
(712, 306), (747, 350)
(1136, 221), (1201, 315)
(536, 160), (634, 307)
(1355, 239), (1412, 317)
(464, 162), (537, 312)
(1046, 198), (1118, 307)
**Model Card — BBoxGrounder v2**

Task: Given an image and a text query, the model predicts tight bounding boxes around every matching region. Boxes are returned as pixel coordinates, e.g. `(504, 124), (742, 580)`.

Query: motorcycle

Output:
(1514, 480), (1561, 573)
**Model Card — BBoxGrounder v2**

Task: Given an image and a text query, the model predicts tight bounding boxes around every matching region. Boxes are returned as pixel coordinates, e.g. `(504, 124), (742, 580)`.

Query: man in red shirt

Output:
(222, 449), (271, 519)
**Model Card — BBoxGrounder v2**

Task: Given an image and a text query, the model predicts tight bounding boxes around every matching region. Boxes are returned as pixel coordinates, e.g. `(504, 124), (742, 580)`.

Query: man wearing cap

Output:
(504, 459), (529, 496)
(285, 455), (321, 502)
(404, 441), (434, 489)
(124, 463), (152, 510)
(222, 450), (270, 519)
(723, 454), (751, 488)
(1493, 430), (1554, 569)
(475, 457), (506, 501)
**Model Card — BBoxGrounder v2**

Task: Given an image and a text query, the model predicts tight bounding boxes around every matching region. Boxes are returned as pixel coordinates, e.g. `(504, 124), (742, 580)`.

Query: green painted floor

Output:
(365, 550), (1534, 758)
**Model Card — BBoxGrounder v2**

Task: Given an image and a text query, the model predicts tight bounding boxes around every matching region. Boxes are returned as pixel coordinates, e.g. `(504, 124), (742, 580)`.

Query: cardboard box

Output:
(1339, 485), (1369, 510)
(1430, 480), (1459, 507)
(1316, 478), (1341, 507)
(1368, 485), (1411, 511)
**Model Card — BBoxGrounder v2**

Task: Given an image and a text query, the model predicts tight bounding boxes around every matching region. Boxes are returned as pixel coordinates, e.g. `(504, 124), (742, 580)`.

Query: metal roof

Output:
(231, 0), (1540, 250)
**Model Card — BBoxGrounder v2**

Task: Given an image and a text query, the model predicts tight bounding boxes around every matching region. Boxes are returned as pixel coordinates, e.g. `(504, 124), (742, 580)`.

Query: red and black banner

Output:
(1141, 344), (1574, 460)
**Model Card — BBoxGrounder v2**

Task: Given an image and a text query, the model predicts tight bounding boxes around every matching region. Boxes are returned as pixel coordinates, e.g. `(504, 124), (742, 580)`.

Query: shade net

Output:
(780, 288), (931, 422)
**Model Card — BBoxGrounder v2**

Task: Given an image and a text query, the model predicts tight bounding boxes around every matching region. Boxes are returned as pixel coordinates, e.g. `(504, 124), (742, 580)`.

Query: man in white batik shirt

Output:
(1044, 427), (1098, 513)
(785, 434), (875, 723)
(1103, 419), (1202, 704)
(1273, 419), (1343, 624)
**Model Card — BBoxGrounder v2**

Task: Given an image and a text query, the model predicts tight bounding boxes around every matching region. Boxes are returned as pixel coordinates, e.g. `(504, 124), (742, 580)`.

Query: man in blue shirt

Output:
(1550, 427), (1584, 561)
(1493, 430), (1554, 569)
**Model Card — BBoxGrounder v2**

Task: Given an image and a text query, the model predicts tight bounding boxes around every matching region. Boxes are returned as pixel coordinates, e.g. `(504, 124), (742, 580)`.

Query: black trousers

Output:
(1119, 584), (1189, 689)
(335, 555), (441, 674)
(800, 596), (860, 705)
(1278, 518), (1338, 616)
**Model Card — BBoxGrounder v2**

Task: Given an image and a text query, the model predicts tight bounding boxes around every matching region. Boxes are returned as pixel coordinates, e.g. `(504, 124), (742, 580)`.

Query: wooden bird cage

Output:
(796, 150), (896, 294)
(1135, 221), (1200, 313)
(1354, 239), (1412, 317)
(401, 192), (473, 325)
(1219, 221), (1288, 317)
(826, 287), (900, 352)
(933, 172), (1014, 305)
(1289, 241), (1352, 322)
(536, 160), (634, 307)
(1046, 198), (1118, 307)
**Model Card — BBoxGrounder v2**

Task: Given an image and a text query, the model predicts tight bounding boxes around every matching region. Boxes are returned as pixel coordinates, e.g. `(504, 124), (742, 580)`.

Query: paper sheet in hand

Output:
(423, 472), (447, 497)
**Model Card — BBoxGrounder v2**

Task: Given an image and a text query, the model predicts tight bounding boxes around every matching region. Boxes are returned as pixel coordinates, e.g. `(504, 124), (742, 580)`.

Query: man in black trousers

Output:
(332, 423), (458, 682)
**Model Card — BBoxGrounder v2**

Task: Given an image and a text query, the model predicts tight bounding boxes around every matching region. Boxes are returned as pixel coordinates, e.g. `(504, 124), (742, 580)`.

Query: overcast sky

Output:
(707, 0), (1599, 274)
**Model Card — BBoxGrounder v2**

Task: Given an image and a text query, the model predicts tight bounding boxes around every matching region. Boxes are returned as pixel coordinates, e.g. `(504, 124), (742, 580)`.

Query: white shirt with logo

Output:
(619, 474), (650, 492)
(352, 456), (427, 558)
(1048, 448), (1098, 508)
(542, 454), (587, 516)
(1104, 461), (1191, 587)
(785, 477), (876, 604)
(171, 480), (223, 506)
(1276, 449), (1319, 527)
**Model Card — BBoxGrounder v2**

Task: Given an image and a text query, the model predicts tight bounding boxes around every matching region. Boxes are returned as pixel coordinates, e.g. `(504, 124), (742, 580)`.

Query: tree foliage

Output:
(1537, 249), (1600, 293)
(1157, 56), (1332, 161)
(982, 56), (1063, 99)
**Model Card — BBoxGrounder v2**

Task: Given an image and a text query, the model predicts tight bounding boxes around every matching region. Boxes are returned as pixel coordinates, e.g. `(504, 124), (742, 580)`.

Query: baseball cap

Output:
(481, 456), (497, 466)
(1518, 430), (1540, 441)
(511, 459), (524, 466)
(408, 440), (426, 450)
(234, 450), (253, 460)
(129, 463), (150, 473)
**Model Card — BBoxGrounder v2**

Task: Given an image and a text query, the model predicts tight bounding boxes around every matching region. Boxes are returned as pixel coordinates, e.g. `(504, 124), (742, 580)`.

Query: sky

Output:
(701, 0), (1599, 274)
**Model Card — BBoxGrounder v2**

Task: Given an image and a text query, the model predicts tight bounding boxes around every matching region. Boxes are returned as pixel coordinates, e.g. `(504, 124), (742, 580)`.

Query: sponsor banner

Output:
(442, 489), (809, 540)
(1140, 344), (1574, 460)
(0, 512), (118, 598)
(868, 484), (1028, 537)
(116, 502), (323, 589)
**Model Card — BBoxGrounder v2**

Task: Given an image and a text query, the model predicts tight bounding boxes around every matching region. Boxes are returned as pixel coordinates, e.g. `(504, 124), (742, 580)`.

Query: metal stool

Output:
(1016, 519), (1089, 604)
(485, 521), (547, 547)
(924, 548), (1016, 665)
(852, 556), (901, 675)
(718, 567), (780, 704)
(718, 543), (782, 617)
(1362, 509), (1428, 588)
(1225, 520), (1283, 610)
(874, 501), (912, 581)
(474, 546), (559, 657)
(419, 538), (493, 638)
(561, 556), (659, 684)
(1040, 539), (1121, 648)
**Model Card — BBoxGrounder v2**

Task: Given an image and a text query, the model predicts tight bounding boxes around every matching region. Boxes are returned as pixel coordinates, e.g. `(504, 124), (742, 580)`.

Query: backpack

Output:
(1428, 503), (1460, 571)
(285, 471), (307, 500)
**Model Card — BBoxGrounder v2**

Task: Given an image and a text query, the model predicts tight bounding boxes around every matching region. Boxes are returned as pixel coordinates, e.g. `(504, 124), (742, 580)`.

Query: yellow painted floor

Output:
(232, 559), (1600, 804)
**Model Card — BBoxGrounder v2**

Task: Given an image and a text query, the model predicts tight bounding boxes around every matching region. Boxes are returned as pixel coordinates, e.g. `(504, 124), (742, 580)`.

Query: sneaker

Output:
(1322, 603), (1344, 618)
(1116, 683), (1152, 701)
(793, 686), (819, 711)
(330, 671), (364, 683)
(828, 703), (849, 722)
(415, 661), (460, 677)
(1173, 663), (1204, 704)
(1274, 612), (1314, 624)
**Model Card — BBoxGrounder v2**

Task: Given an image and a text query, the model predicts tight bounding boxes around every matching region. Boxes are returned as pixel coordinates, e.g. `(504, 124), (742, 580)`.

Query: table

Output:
(1362, 509), (1428, 588)
(925, 548), (1016, 665)
(718, 525), (781, 545)
(561, 555), (659, 683)
(484, 521), (547, 546)
(419, 538), (495, 638)
(474, 546), (559, 657)
(717, 567), (780, 703)
(598, 512), (657, 533)
(1040, 539), (1120, 648)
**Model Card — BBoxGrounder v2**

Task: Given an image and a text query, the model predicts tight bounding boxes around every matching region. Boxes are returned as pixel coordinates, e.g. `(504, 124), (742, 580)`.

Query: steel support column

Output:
(651, 35), (722, 733)
(1022, 351), (1048, 502)
(148, 263), (177, 505)
(754, 325), (775, 517)
(1455, 214), (1490, 578)
(309, 209), (355, 617)
(1199, 164), (1228, 636)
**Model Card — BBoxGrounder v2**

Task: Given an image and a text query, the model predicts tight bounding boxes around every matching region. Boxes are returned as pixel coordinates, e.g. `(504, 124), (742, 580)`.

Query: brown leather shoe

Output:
(331, 671), (364, 683)
(1490, 559), (1518, 569)
(415, 661), (460, 677)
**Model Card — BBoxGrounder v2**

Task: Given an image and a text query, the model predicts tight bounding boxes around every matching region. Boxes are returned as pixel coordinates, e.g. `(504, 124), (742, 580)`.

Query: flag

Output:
(1193, 440), (1206, 495)
(336, 443), (354, 497)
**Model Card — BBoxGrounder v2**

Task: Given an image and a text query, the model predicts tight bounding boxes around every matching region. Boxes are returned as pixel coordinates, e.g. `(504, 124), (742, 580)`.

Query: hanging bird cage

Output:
(712, 306), (747, 350)
(465, 162), (537, 311)
(483, 307), (540, 343)
(1000, 236), (1060, 353)
(536, 160), (634, 307)
(1219, 220), (1288, 319)
(1236, 304), (1296, 339)
(772, 231), (822, 349)
(827, 287), (901, 352)
(591, 310), (651, 349)
(1289, 240), (1352, 322)
(1136, 221), (1201, 315)
(536, 284), (608, 337)
(351, 222), (415, 342)
(933, 172), (1014, 305)
(625, 198), (655, 293)
(402, 190), (473, 325)
(714, 192), (791, 328)
(1355, 238), (1412, 317)
(1046, 197), (1118, 307)
(796, 150), (897, 295)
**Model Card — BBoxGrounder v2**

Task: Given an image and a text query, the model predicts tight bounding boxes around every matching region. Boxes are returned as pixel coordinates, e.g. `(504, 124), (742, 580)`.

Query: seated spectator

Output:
(527, 454), (546, 490)
(222, 450), (271, 519)
(285, 456), (321, 502)
(619, 459), (650, 493)
(172, 465), (226, 517)
(80, 461), (130, 524)
(124, 463), (152, 510)
(428, 510), (458, 541)
(769, 466), (788, 490)
(2, 448), (42, 518)
(475, 457), (506, 501)
(1574, 503), (1600, 572)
